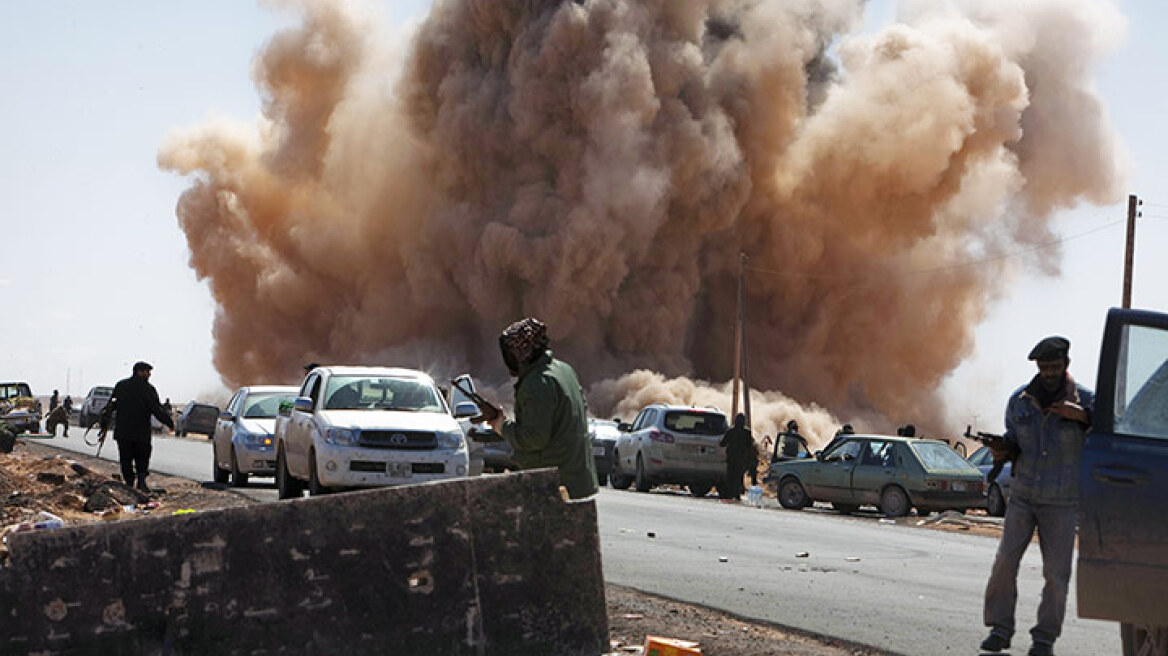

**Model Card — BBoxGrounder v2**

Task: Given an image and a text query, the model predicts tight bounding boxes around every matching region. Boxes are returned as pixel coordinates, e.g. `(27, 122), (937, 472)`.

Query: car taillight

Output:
(649, 430), (675, 443)
(924, 479), (949, 491)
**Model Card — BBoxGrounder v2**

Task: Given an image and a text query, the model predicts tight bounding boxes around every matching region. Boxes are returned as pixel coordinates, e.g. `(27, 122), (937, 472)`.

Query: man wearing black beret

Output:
(980, 336), (1093, 656)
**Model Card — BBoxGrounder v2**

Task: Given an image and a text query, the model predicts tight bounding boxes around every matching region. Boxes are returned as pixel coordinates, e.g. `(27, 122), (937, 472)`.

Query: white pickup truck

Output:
(274, 366), (472, 498)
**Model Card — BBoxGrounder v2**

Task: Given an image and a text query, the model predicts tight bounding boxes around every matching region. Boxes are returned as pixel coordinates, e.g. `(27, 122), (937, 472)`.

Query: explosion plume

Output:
(160, 0), (1126, 441)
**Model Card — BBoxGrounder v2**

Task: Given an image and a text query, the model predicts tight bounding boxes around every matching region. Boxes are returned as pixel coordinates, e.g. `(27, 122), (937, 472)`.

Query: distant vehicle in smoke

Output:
(764, 434), (986, 517)
(589, 418), (619, 486)
(610, 404), (730, 497)
(274, 366), (471, 499)
(211, 385), (299, 487)
(79, 385), (113, 429)
(175, 401), (220, 438)
(966, 445), (1013, 517)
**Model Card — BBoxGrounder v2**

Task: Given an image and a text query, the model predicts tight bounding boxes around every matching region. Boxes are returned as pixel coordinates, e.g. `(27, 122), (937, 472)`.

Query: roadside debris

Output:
(643, 635), (702, 656)
(916, 510), (1002, 531)
(795, 551), (810, 558)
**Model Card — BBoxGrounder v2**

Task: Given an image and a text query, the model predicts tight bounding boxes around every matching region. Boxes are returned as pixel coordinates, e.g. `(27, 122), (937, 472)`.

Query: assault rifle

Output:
(964, 426), (1016, 484)
(450, 378), (501, 425)
(83, 401), (116, 457)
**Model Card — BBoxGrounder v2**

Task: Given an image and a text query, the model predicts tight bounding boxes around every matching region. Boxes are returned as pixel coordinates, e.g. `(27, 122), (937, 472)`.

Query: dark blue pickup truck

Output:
(1077, 308), (1168, 655)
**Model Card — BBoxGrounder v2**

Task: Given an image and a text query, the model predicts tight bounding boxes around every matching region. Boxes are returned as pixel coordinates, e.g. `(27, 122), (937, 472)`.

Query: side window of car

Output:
(633, 410), (648, 431)
(227, 392), (243, 416)
(860, 441), (887, 466)
(308, 377), (323, 407)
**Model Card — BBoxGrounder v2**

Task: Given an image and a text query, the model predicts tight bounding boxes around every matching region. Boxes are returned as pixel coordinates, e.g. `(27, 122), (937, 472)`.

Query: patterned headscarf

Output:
(499, 317), (550, 374)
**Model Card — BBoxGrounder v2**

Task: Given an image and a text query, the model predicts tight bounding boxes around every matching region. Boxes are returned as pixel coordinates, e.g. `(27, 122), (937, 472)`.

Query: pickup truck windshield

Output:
(0, 383), (33, 400)
(324, 376), (443, 412)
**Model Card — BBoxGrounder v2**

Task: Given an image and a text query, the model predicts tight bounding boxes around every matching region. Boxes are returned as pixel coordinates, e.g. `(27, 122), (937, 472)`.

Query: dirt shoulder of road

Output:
(3, 438), (904, 655)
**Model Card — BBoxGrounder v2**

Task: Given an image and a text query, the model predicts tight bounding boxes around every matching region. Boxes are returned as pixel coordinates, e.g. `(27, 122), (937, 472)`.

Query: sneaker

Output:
(979, 633), (1011, 652)
(1028, 643), (1054, 656)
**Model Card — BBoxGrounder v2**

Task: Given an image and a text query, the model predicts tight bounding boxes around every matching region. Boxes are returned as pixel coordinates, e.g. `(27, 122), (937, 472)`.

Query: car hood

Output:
(240, 419), (277, 436)
(317, 410), (460, 432)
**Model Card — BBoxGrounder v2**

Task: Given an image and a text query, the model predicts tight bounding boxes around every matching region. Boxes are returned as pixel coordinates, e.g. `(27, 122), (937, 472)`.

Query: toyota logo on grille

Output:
(389, 433), (409, 446)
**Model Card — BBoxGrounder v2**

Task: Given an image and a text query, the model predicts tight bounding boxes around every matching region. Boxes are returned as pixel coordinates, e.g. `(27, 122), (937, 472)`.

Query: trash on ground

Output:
(643, 635), (702, 656)
(718, 556), (728, 563)
(845, 556), (861, 562)
(795, 551), (810, 558)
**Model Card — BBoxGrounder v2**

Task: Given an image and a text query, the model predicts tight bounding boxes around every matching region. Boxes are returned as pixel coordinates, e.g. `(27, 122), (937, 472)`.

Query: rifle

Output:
(963, 426), (1016, 483)
(449, 378), (501, 424)
(83, 402), (116, 457)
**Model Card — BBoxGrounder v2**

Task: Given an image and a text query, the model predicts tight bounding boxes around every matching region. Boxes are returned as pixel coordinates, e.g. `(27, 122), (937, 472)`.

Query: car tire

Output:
(778, 477), (809, 510)
(634, 454), (651, 493)
(276, 446), (303, 500)
(308, 450), (330, 497)
(986, 483), (1006, 517)
(832, 502), (860, 515)
(1121, 622), (1168, 656)
(211, 445), (229, 484)
(689, 483), (712, 498)
(230, 447), (249, 488)
(610, 454), (634, 490)
(597, 472), (608, 487)
(879, 485), (911, 517)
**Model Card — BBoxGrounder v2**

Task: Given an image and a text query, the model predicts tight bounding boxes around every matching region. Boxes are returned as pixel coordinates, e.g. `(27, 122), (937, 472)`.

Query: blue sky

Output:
(1, 0), (1165, 430)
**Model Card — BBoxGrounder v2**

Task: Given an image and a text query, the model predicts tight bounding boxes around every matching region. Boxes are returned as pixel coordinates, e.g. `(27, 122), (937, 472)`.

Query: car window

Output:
(968, 446), (991, 467)
(191, 406), (219, 421)
(663, 411), (727, 435)
(305, 375), (322, 406)
(323, 376), (443, 412)
(1, 384), (33, 400)
(859, 441), (893, 467)
(911, 441), (978, 472)
(1114, 323), (1168, 441)
(242, 393), (296, 419)
(824, 439), (862, 461)
(226, 392), (243, 416)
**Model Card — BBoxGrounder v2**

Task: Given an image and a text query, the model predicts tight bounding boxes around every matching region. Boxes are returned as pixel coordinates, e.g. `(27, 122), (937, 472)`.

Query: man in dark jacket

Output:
(487, 318), (598, 500)
(980, 337), (1093, 656)
(110, 362), (175, 493)
(719, 413), (755, 499)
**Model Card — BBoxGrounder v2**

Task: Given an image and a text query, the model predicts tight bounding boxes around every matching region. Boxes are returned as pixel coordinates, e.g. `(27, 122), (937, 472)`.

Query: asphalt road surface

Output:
(34, 430), (1121, 656)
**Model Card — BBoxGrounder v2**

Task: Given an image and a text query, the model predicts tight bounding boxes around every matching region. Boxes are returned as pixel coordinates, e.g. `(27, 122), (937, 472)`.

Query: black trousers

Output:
(116, 439), (152, 487)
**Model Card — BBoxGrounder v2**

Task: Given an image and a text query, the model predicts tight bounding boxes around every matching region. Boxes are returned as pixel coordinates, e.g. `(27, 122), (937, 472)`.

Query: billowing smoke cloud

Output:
(159, 0), (1126, 443)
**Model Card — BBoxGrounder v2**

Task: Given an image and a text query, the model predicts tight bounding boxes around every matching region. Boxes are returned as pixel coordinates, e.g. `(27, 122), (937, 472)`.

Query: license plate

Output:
(952, 481), (966, 492)
(592, 446), (605, 456)
(388, 462), (412, 478)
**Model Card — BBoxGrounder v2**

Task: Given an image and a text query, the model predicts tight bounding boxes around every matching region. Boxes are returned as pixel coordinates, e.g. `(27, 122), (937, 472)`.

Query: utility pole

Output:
(739, 253), (752, 429)
(1122, 194), (1142, 309)
(731, 253), (744, 421)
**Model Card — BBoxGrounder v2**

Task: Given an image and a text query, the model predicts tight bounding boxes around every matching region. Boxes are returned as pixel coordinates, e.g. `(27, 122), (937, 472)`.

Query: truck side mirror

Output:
(453, 401), (479, 419)
(293, 397), (314, 413)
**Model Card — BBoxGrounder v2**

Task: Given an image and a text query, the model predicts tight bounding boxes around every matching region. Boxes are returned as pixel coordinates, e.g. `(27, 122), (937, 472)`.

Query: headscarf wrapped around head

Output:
(499, 317), (550, 375)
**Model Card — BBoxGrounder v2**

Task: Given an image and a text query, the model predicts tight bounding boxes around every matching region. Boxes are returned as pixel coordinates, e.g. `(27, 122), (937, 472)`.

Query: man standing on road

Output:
(980, 336), (1093, 656)
(719, 413), (755, 499)
(110, 362), (175, 493)
(487, 317), (598, 500)
(49, 389), (59, 413)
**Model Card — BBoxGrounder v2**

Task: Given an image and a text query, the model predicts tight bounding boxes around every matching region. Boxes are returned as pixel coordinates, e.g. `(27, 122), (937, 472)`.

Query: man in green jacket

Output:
(488, 317), (599, 500)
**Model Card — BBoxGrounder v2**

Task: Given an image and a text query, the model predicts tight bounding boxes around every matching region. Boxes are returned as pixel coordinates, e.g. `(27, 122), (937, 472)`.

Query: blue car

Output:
(1077, 308), (1168, 655)
(966, 446), (1013, 517)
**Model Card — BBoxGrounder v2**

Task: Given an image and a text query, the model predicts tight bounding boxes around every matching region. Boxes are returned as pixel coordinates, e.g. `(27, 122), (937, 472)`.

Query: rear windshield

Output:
(911, 441), (979, 473)
(242, 393), (296, 419)
(663, 411), (727, 435)
(324, 376), (443, 412)
(190, 406), (219, 421)
(93, 388), (112, 398)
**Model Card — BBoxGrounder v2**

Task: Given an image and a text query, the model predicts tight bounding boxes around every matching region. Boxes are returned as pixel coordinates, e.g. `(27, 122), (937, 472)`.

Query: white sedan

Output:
(212, 385), (299, 487)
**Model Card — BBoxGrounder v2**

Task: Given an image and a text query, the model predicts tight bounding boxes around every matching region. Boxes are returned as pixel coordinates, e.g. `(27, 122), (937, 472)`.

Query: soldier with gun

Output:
(469, 317), (598, 500)
(979, 337), (1093, 656)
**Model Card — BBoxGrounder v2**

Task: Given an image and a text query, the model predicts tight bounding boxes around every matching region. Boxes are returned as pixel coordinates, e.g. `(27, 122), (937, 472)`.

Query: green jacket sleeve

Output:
(502, 374), (558, 455)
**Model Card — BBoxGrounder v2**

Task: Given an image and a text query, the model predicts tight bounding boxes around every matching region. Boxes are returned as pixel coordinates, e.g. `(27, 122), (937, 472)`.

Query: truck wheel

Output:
(880, 485), (911, 517)
(778, 477), (809, 510)
(1121, 623), (1168, 656)
(230, 447), (249, 487)
(211, 446), (229, 484)
(634, 454), (651, 493)
(308, 450), (330, 496)
(276, 447), (303, 500)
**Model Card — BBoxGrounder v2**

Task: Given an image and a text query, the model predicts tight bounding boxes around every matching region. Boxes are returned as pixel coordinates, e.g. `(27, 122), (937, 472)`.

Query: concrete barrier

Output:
(1, 469), (608, 655)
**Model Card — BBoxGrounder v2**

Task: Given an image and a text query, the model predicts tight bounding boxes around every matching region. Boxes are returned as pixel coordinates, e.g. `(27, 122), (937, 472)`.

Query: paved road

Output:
(34, 429), (1121, 656)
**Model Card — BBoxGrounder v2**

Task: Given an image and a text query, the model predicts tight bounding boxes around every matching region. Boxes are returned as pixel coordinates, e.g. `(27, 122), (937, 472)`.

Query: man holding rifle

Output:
(979, 337), (1093, 656)
(470, 317), (598, 500)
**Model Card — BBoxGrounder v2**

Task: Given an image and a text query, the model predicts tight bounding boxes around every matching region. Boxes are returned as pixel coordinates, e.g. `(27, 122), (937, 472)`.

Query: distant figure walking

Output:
(720, 413), (755, 499)
(49, 390), (59, 413)
(110, 362), (175, 493)
(45, 404), (70, 438)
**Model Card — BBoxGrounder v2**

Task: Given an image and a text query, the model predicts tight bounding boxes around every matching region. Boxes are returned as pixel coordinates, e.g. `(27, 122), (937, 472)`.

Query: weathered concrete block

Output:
(1, 469), (607, 655)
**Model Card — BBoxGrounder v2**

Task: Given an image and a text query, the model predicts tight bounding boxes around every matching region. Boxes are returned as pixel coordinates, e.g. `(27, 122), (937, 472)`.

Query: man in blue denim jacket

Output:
(980, 336), (1094, 656)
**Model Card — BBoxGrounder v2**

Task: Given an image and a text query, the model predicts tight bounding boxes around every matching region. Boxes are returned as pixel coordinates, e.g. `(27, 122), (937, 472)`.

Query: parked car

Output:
(611, 404), (729, 497)
(79, 386), (113, 428)
(764, 435), (986, 517)
(176, 402), (220, 437)
(0, 381), (41, 433)
(274, 366), (470, 498)
(966, 445), (1013, 517)
(1077, 307), (1168, 655)
(212, 386), (299, 487)
(589, 418), (620, 486)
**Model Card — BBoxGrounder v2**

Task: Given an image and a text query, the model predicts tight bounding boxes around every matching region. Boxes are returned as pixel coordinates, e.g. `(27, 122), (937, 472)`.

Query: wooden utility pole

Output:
(1122, 194), (1141, 309)
(739, 253), (752, 428)
(731, 253), (744, 420)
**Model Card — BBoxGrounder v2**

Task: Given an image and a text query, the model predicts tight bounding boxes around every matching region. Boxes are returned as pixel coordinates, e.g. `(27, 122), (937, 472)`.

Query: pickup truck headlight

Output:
(324, 427), (360, 446)
(437, 430), (464, 450)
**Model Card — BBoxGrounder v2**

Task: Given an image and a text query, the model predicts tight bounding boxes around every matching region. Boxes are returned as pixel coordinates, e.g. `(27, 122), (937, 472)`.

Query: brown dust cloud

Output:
(159, 0), (1126, 445)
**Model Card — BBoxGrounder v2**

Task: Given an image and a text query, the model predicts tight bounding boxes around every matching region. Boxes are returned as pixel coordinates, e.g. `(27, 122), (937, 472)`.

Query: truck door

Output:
(1077, 308), (1168, 634)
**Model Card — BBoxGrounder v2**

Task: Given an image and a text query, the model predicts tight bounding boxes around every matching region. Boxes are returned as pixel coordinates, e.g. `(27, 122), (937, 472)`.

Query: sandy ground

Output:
(2, 437), (980, 655)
